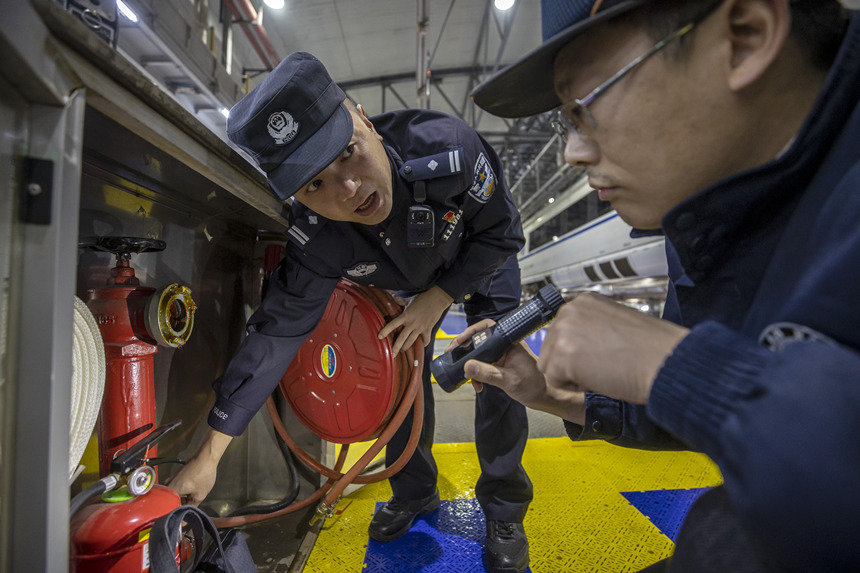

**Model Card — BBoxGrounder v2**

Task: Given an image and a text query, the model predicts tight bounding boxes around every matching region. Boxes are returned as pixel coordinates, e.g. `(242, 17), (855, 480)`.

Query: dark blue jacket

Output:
(209, 109), (524, 436)
(567, 13), (860, 572)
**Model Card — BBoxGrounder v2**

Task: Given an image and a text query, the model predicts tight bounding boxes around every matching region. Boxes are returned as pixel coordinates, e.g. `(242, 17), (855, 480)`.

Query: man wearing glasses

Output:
(461, 0), (859, 571)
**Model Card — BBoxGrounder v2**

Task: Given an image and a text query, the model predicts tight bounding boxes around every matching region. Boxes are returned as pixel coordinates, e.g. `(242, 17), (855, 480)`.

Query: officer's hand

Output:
(166, 458), (216, 506)
(443, 318), (496, 353)
(464, 343), (586, 425)
(537, 293), (689, 405)
(165, 429), (232, 506)
(378, 286), (453, 354)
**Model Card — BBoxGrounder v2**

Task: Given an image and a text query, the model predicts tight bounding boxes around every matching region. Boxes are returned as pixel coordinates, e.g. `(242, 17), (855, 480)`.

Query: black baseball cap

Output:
(471, 0), (647, 118)
(227, 51), (353, 200)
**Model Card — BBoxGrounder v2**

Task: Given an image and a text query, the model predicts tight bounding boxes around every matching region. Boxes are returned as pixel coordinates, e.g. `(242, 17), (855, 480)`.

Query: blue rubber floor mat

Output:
(364, 498), (532, 573)
(621, 487), (713, 542)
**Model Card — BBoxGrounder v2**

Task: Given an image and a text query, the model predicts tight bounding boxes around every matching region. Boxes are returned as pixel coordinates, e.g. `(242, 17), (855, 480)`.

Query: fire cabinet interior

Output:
(1, 2), (327, 568)
(73, 104), (325, 522)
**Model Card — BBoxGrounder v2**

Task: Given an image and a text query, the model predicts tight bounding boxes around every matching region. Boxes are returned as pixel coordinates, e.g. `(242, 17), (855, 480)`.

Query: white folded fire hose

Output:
(70, 295), (106, 482)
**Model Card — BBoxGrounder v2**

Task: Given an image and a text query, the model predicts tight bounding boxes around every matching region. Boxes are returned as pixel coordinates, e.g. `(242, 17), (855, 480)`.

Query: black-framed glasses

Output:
(551, 21), (698, 140)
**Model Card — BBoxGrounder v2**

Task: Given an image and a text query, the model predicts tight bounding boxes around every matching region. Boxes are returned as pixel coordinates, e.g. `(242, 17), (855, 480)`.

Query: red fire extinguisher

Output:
(81, 237), (196, 477)
(70, 421), (190, 572)
(71, 485), (180, 573)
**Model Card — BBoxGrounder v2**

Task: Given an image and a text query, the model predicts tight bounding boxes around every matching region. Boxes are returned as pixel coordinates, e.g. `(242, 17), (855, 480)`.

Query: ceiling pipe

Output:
(223, 0), (280, 70)
(416, 0), (430, 109)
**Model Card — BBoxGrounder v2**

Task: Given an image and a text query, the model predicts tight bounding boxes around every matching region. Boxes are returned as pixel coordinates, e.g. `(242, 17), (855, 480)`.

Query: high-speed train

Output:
(520, 210), (668, 294)
(517, 176), (668, 303)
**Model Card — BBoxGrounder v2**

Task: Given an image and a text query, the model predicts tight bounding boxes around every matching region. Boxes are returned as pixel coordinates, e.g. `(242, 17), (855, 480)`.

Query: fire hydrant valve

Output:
(145, 283), (196, 348)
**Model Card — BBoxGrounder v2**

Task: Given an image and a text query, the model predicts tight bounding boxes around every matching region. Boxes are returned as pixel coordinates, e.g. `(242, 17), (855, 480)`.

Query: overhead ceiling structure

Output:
(90, 0), (580, 224)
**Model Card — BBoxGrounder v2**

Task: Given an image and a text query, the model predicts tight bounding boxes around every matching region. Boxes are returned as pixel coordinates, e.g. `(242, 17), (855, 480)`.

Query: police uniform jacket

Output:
(566, 13), (860, 572)
(209, 109), (524, 436)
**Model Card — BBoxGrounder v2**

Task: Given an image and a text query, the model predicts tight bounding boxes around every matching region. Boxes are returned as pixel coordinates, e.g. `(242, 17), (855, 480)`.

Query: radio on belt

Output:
(431, 284), (565, 392)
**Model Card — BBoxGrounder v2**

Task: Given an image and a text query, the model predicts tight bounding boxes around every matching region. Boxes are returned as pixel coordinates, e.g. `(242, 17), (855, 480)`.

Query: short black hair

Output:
(622, 0), (847, 70)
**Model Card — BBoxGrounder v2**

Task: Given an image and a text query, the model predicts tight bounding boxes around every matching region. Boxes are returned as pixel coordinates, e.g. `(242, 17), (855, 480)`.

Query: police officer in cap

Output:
(168, 51), (532, 573)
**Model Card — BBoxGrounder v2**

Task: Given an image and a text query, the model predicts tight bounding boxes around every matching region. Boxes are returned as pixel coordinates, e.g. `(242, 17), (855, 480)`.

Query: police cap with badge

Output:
(471, 0), (648, 118)
(226, 51), (354, 201)
(228, 50), (469, 251)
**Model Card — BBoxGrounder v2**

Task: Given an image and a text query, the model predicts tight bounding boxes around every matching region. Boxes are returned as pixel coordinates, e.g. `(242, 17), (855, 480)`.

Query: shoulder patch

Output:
(469, 153), (496, 204)
(400, 148), (464, 181)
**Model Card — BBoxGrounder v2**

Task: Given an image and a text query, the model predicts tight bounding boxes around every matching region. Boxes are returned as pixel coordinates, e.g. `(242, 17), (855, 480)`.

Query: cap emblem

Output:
(267, 111), (299, 145)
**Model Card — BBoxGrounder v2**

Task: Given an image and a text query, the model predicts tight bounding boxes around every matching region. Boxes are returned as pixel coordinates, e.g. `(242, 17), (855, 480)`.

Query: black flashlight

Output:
(431, 284), (565, 393)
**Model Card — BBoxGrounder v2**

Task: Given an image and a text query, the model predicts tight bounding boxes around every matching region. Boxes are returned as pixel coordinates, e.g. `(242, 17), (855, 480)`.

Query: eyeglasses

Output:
(551, 21), (698, 140)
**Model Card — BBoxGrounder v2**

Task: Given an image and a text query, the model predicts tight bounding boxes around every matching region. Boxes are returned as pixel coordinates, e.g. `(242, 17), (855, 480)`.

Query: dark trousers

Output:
(638, 559), (669, 572)
(385, 256), (533, 523)
(636, 487), (774, 573)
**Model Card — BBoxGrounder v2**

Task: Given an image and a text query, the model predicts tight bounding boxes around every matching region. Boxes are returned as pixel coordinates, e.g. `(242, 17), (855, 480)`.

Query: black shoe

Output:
(483, 520), (529, 573)
(367, 490), (440, 542)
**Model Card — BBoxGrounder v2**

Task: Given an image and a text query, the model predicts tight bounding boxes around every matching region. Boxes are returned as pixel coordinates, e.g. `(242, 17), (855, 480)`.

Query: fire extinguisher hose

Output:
(70, 295), (106, 482)
(69, 473), (119, 518)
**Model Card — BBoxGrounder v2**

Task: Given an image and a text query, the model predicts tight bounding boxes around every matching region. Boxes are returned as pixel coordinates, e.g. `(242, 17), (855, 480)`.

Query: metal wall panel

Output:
(4, 92), (86, 573)
(0, 70), (28, 573)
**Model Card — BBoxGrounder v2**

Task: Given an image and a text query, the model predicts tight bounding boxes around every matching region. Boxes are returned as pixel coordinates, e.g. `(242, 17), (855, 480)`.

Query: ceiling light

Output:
(494, 0), (515, 10)
(264, 0), (285, 9)
(116, 0), (138, 22)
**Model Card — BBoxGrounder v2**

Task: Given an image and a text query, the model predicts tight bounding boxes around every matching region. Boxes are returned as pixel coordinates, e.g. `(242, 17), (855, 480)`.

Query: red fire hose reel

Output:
(281, 280), (410, 443)
(212, 279), (426, 528)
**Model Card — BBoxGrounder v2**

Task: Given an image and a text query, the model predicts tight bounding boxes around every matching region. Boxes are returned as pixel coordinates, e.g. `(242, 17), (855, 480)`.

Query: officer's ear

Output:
(355, 103), (383, 141)
(720, 0), (791, 92)
(356, 103), (373, 126)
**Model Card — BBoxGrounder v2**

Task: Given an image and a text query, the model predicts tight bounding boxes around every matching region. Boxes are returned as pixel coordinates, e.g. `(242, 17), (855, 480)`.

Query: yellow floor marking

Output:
(308, 438), (723, 572)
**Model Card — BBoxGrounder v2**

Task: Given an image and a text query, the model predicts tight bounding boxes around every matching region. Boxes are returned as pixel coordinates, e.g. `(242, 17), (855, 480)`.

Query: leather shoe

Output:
(368, 490), (440, 542)
(484, 520), (529, 573)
